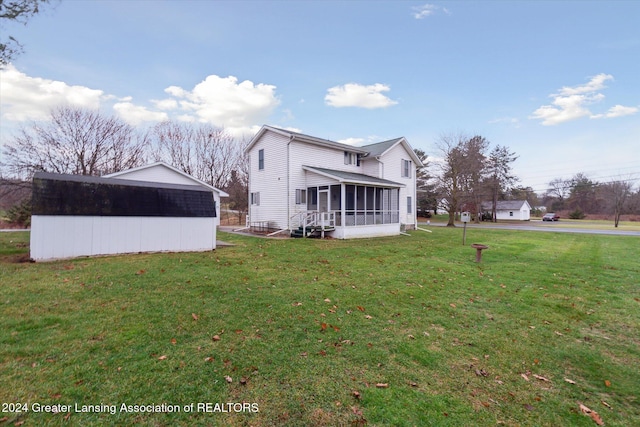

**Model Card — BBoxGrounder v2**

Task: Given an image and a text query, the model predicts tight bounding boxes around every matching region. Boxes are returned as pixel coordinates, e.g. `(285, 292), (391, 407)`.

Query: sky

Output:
(1, 0), (639, 193)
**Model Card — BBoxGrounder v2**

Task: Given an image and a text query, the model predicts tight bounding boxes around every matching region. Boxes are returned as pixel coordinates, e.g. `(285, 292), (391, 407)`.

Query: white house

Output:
(30, 163), (228, 261)
(244, 125), (423, 239)
(481, 200), (531, 221)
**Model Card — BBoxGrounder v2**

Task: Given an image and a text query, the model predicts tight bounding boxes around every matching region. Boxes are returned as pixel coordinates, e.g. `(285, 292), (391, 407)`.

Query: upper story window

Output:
(402, 159), (412, 178)
(258, 149), (264, 170)
(344, 151), (361, 166)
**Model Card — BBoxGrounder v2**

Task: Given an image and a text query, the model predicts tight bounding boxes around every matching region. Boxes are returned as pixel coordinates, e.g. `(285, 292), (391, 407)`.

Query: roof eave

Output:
(302, 166), (405, 187)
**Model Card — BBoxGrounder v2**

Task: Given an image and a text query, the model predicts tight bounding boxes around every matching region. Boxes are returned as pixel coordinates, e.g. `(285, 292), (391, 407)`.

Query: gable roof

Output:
(481, 200), (531, 210)
(245, 125), (367, 154)
(246, 125), (422, 166)
(104, 161), (229, 197)
(361, 137), (423, 167)
(302, 166), (405, 187)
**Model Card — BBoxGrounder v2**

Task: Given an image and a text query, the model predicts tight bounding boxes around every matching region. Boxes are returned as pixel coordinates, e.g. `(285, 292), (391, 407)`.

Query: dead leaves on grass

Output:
(579, 402), (605, 426)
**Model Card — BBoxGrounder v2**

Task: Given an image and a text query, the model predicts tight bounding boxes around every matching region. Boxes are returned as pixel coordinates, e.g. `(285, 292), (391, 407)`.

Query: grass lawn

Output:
(1, 228), (638, 426)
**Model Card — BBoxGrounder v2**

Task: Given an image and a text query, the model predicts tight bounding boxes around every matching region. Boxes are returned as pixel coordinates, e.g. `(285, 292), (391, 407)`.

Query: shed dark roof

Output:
(32, 172), (215, 217)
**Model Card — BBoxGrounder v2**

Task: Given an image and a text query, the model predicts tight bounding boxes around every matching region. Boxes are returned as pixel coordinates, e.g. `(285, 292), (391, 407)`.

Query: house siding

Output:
(245, 126), (420, 237)
(372, 143), (417, 228)
(289, 139), (364, 218)
(248, 131), (289, 229)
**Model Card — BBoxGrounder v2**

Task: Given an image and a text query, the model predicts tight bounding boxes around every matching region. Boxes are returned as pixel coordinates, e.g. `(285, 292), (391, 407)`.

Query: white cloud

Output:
(0, 64), (104, 121)
(113, 102), (169, 125)
(338, 137), (365, 146)
(591, 104), (639, 119)
(156, 75), (280, 135)
(488, 117), (521, 128)
(325, 83), (398, 109)
(0, 67), (281, 139)
(151, 98), (178, 110)
(412, 3), (451, 19)
(529, 74), (637, 125)
(558, 73), (613, 96)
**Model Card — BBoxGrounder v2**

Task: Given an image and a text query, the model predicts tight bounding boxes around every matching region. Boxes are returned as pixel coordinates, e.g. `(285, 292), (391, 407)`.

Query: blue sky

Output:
(1, 0), (639, 192)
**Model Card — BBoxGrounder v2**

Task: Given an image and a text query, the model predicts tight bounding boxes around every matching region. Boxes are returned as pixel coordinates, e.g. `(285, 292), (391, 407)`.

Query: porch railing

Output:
(290, 211), (336, 235)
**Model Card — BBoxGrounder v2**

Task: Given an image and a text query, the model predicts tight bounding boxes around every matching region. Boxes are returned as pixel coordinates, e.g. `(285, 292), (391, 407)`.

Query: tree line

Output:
(0, 106), (248, 225)
(415, 133), (639, 227)
(1, 107), (637, 228)
(542, 173), (639, 227)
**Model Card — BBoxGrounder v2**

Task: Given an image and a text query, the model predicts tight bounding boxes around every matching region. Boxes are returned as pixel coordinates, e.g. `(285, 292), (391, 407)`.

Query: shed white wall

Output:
(495, 207), (531, 221)
(30, 216), (216, 261)
(111, 165), (198, 186)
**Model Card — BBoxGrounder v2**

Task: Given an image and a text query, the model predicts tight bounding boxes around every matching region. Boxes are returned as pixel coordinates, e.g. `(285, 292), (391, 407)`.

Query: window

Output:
(307, 187), (317, 210)
(295, 189), (306, 205)
(407, 196), (412, 213)
(402, 159), (412, 178)
(251, 192), (260, 205)
(258, 149), (264, 170)
(509, 211), (514, 217)
(344, 151), (360, 166)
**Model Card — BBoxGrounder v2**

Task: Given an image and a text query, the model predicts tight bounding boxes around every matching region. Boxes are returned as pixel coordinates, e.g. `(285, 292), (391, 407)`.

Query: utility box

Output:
(461, 212), (471, 223)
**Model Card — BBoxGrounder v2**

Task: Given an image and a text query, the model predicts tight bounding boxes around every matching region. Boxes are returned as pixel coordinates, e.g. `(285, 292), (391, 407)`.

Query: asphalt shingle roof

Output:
(302, 166), (405, 187)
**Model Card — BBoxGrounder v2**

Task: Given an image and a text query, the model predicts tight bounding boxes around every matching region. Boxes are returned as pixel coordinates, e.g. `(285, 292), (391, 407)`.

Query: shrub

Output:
(6, 199), (31, 227)
(569, 208), (585, 219)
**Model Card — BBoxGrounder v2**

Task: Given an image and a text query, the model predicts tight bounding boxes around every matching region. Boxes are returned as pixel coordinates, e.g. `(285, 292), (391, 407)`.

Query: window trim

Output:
(258, 149), (264, 170)
(295, 189), (307, 205)
(402, 159), (412, 178)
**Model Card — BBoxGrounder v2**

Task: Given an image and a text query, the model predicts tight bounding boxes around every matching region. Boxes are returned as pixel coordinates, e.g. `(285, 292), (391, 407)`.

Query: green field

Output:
(1, 229), (638, 426)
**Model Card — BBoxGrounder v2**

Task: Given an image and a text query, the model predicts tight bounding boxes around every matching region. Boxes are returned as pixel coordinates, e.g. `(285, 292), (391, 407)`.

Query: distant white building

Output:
(481, 200), (531, 221)
(244, 125), (423, 238)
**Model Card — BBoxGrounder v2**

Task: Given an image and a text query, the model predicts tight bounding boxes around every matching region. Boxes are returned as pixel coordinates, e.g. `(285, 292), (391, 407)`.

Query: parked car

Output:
(542, 213), (560, 221)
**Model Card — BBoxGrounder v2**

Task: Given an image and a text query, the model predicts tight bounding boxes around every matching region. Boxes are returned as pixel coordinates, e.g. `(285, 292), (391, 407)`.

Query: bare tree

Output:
(602, 177), (635, 227)
(434, 133), (469, 227)
(545, 178), (571, 211)
(149, 121), (244, 189)
(460, 135), (489, 223)
(1, 106), (148, 178)
(224, 154), (249, 224)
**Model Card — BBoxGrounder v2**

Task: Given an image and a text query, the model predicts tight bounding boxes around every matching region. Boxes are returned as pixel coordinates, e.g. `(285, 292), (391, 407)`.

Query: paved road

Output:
(419, 221), (640, 237)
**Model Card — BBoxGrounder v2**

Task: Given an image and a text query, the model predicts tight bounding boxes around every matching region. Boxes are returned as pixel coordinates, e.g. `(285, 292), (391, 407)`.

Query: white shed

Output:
(30, 167), (225, 261)
(481, 200), (531, 221)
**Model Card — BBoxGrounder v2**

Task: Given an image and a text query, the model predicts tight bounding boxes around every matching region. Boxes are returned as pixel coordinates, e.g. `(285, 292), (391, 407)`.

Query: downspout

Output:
(287, 135), (294, 231)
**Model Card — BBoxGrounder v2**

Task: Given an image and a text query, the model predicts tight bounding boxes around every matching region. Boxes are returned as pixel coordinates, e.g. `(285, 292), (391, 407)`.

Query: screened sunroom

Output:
(296, 166), (404, 239)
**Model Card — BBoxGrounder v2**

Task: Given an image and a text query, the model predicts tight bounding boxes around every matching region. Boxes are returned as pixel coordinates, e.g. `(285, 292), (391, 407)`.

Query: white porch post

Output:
(340, 183), (346, 228)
